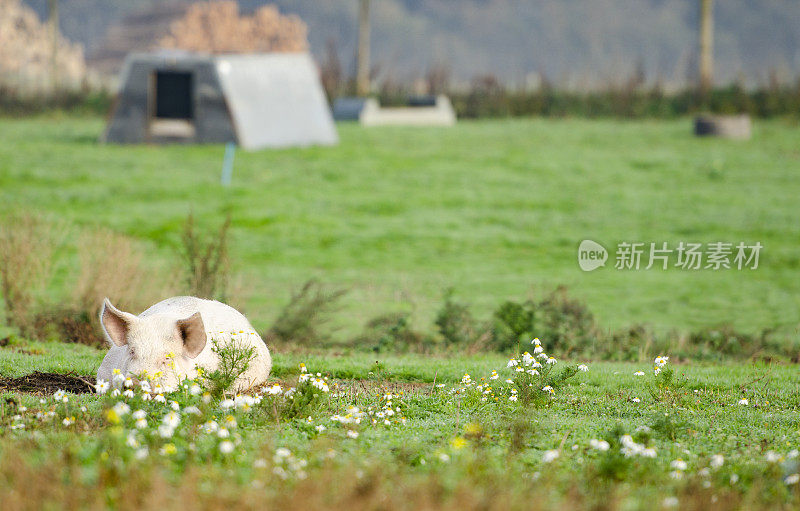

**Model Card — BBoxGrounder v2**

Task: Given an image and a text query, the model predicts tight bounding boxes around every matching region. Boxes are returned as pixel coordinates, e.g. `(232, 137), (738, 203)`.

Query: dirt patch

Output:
(328, 379), (434, 397)
(241, 378), (434, 397)
(0, 371), (95, 395)
(0, 372), (433, 397)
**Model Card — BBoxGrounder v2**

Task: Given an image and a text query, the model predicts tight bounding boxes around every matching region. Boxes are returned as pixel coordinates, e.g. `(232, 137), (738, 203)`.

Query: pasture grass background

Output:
(1, 116), (799, 339)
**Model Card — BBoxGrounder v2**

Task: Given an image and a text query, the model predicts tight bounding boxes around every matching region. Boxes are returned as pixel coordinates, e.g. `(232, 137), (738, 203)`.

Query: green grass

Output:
(2, 116), (799, 508)
(1, 116), (799, 340)
(0, 339), (102, 377)
(1, 341), (799, 509)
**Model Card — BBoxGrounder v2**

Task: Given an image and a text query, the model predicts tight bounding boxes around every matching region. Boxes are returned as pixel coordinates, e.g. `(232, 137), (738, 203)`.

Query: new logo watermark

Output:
(578, 240), (608, 271)
(578, 240), (762, 272)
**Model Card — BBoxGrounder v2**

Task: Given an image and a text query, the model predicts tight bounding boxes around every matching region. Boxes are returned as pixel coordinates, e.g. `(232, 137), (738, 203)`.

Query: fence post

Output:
(221, 143), (236, 186)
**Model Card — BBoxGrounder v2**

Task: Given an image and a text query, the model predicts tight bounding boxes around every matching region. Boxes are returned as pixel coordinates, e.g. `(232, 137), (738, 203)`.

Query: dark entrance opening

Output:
(155, 71), (194, 119)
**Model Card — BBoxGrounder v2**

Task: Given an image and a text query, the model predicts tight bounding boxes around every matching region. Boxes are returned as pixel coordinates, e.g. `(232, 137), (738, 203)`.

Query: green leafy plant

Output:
(649, 411), (693, 442)
(354, 312), (431, 353)
(490, 300), (535, 351)
(434, 288), (480, 346)
(280, 380), (326, 420)
(203, 338), (256, 398)
(510, 360), (581, 406)
(266, 279), (347, 346)
(534, 286), (597, 355)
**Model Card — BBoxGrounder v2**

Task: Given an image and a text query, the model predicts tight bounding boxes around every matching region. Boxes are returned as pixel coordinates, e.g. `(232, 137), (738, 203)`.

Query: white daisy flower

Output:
(589, 439), (609, 451)
(670, 459), (688, 471)
(219, 440), (235, 454)
(542, 449), (559, 463)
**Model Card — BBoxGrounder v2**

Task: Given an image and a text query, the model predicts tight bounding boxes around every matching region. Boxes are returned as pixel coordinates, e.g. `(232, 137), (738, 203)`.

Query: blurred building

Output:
(103, 52), (337, 149)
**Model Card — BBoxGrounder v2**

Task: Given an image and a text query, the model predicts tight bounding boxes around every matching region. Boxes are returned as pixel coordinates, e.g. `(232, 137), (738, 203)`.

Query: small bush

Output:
(279, 379), (327, 420)
(203, 339), (257, 398)
(490, 300), (536, 351)
(354, 312), (432, 353)
(686, 325), (791, 359)
(534, 286), (597, 355)
(265, 279), (347, 346)
(605, 324), (657, 361)
(489, 287), (598, 354)
(179, 213), (231, 300)
(32, 307), (100, 346)
(592, 425), (658, 482)
(33, 228), (176, 346)
(0, 213), (61, 337)
(434, 288), (480, 346)
(511, 363), (580, 407)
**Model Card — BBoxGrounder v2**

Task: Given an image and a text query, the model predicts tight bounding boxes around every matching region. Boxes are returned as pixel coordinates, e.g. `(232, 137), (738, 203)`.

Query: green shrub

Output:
(279, 380), (328, 420)
(434, 288), (480, 346)
(354, 312), (431, 353)
(448, 81), (800, 119)
(686, 325), (790, 359)
(489, 287), (597, 354)
(490, 300), (536, 351)
(203, 339), (257, 398)
(603, 324), (659, 362)
(534, 286), (597, 355)
(265, 279), (347, 347)
(510, 363), (580, 407)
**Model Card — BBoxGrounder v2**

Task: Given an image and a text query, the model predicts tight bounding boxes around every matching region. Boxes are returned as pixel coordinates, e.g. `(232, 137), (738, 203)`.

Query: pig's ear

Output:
(100, 298), (136, 347)
(177, 312), (206, 359)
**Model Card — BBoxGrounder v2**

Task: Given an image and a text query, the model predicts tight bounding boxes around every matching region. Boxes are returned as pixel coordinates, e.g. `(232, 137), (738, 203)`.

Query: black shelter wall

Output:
(103, 57), (237, 145)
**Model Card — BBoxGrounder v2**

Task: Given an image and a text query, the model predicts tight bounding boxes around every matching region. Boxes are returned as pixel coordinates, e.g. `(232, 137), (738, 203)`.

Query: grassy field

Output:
(1, 115), (799, 508)
(1, 339), (799, 510)
(1, 116), (799, 341)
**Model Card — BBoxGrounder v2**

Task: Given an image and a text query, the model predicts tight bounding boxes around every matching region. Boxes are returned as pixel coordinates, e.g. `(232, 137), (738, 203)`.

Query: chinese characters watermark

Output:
(578, 240), (761, 272)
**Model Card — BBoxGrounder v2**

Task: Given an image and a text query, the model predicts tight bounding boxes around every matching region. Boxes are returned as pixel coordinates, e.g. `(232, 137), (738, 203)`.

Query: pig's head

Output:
(100, 298), (207, 387)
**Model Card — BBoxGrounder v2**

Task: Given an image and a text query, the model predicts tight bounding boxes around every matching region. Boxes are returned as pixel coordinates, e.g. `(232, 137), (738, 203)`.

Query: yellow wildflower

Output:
(450, 437), (468, 450)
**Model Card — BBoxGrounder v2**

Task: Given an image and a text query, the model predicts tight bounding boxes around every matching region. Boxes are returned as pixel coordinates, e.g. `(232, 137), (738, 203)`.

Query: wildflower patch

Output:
(1, 339), (799, 510)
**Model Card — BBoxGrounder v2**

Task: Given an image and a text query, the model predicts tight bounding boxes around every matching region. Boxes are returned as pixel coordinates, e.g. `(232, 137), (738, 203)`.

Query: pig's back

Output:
(140, 296), (255, 333)
(141, 296), (271, 391)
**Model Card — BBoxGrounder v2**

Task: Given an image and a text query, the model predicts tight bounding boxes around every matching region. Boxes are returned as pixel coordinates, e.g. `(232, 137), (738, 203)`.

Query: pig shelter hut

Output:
(102, 52), (338, 150)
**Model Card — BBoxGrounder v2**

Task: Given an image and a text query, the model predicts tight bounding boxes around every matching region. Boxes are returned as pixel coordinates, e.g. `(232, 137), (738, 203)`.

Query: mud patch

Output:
(0, 371), (95, 395)
(0, 373), (433, 397)
(327, 379), (433, 397)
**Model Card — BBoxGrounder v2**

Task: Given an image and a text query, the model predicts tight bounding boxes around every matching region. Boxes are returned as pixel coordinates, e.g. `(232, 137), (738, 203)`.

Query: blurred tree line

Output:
(3, 76), (799, 119)
(343, 71), (800, 120)
(447, 78), (800, 119)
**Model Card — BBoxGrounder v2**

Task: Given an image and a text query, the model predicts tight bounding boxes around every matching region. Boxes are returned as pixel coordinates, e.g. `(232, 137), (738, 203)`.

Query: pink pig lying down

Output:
(97, 296), (272, 392)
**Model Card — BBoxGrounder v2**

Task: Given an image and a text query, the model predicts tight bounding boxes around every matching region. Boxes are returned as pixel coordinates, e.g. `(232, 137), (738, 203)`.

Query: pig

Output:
(97, 296), (271, 392)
